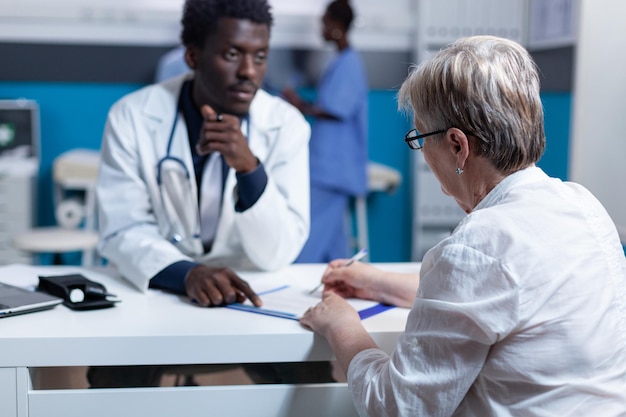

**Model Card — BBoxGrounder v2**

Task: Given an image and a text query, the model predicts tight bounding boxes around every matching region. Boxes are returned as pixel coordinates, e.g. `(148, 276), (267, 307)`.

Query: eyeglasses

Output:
(404, 128), (446, 151)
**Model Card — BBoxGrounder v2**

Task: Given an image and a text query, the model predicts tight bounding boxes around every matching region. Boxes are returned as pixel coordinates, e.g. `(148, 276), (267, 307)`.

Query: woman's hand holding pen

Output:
(319, 260), (382, 302)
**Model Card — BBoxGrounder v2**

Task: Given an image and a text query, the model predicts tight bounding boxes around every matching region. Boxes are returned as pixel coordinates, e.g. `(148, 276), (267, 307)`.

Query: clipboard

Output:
(225, 284), (394, 321)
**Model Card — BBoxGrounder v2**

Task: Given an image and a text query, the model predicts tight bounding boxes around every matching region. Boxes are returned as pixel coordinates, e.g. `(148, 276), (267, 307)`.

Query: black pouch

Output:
(38, 274), (119, 310)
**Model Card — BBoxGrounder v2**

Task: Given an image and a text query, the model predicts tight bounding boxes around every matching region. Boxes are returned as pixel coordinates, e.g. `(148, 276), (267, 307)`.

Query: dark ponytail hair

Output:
(326, 0), (354, 31)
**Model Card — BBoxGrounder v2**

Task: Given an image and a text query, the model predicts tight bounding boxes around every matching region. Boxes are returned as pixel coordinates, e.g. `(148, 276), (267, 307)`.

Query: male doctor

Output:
(92, 0), (312, 387)
(97, 0), (310, 306)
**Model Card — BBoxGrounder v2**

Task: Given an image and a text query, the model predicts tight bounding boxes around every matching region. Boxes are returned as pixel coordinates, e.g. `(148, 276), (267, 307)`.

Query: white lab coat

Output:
(97, 74), (311, 291)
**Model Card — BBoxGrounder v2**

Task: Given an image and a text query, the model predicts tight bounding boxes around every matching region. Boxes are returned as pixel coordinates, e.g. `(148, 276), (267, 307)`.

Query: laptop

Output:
(0, 281), (63, 318)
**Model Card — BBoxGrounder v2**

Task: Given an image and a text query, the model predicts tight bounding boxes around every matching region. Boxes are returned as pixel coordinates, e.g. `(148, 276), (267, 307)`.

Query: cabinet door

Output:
(0, 174), (36, 265)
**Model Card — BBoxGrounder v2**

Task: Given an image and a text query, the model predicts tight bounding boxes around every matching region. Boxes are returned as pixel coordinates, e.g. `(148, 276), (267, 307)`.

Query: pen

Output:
(308, 248), (368, 294)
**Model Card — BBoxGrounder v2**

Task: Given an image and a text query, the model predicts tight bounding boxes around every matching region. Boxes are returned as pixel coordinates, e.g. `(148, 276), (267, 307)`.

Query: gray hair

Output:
(398, 35), (545, 173)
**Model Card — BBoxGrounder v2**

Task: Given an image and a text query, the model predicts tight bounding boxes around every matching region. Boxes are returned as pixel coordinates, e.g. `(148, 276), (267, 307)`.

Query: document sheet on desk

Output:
(226, 279), (394, 321)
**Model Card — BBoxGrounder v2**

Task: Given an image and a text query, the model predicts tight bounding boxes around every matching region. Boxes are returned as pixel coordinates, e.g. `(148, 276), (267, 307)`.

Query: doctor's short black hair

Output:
(181, 0), (273, 48)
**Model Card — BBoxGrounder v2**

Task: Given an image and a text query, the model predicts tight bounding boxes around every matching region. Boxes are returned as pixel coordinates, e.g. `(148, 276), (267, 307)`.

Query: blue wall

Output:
(366, 90), (412, 262)
(539, 93), (571, 181)
(0, 82), (572, 263)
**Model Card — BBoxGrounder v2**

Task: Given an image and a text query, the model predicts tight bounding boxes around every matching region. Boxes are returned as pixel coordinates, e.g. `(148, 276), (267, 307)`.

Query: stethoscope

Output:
(156, 101), (188, 189)
(155, 93), (251, 253)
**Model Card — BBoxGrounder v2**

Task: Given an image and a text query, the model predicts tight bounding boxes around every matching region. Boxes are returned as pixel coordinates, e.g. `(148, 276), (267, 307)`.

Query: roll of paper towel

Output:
(55, 198), (86, 229)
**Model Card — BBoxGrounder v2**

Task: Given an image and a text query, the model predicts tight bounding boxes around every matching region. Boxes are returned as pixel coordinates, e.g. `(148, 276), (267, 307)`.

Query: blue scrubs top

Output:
(295, 47), (369, 263)
(309, 47), (368, 197)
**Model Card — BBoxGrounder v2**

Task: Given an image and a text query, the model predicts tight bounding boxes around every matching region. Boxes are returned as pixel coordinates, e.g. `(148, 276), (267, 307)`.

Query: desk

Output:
(0, 263), (415, 417)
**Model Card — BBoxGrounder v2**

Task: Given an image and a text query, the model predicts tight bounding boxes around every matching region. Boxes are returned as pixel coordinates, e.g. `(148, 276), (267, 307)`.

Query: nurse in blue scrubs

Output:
(284, 0), (369, 263)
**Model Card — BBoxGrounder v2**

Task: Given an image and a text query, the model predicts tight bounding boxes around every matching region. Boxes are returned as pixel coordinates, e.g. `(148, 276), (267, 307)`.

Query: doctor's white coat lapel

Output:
(142, 77), (202, 256)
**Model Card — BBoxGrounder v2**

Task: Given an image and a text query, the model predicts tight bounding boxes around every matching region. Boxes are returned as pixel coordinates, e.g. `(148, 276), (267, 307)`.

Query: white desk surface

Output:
(0, 262), (419, 417)
(0, 263), (417, 368)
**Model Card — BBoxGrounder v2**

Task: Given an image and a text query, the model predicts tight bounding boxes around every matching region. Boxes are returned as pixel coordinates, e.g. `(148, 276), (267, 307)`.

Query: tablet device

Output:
(0, 281), (63, 318)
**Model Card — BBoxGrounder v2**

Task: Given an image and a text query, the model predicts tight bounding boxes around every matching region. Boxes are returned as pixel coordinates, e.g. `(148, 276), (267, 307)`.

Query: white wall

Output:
(570, 0), (626, 242)
(0, 0), (414, 50)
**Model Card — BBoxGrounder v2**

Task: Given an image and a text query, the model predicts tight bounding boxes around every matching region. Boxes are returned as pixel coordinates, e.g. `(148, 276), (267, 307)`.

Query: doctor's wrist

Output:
(235, 156), (259, 174)
(149, 260), (197, 295)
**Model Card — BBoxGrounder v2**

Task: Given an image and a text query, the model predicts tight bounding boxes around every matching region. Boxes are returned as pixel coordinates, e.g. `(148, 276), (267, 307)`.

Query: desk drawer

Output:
(28, 383), (358, 417)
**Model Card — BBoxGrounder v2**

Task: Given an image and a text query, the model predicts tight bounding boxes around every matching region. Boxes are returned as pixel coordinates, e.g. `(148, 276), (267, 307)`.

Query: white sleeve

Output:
(97, 98), (191, 291)
(233, 101), (311, 271)
(347, 243), (519, 417)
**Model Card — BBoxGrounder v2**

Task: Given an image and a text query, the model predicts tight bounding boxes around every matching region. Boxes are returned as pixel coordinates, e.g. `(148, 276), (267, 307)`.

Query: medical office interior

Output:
(0, 0), (625, 412)
(0, 0), (625, 266)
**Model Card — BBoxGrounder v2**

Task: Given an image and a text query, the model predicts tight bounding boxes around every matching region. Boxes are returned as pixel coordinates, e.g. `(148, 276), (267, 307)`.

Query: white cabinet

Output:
(570, 0), (626, 243)
(0, 160), (37, 265)
(411, 153), (465, 261)
(410, 0), (528, 261)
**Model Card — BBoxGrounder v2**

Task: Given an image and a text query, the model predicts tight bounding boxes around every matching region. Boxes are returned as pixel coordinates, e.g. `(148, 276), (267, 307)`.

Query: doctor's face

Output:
(187, 17), (269, 116)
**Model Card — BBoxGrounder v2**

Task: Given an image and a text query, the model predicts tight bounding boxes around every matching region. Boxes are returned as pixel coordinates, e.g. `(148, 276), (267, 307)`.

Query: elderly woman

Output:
(301, 36), (626, 416)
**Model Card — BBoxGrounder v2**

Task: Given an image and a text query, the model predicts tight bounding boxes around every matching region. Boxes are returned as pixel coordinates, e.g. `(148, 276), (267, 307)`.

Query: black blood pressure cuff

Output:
(38, 274), (119, 310)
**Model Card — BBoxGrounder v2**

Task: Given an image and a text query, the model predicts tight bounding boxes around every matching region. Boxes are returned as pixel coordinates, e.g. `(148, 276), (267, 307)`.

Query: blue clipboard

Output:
(224, 284), (395, 321)
(226, 303), (301, 321)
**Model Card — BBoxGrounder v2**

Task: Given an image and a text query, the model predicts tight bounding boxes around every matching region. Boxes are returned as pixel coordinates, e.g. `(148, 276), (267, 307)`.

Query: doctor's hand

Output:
(185, 265), (262, 308)
(197, 105), (259, 174)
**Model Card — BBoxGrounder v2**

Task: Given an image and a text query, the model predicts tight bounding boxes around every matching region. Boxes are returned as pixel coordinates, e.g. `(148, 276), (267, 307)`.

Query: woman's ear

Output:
(446, 128), (470, 168)
(184, 46), (197, 70)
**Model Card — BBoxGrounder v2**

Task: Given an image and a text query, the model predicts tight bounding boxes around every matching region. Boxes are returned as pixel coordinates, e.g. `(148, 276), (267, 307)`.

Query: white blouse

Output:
(348, 167), (626, 417)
